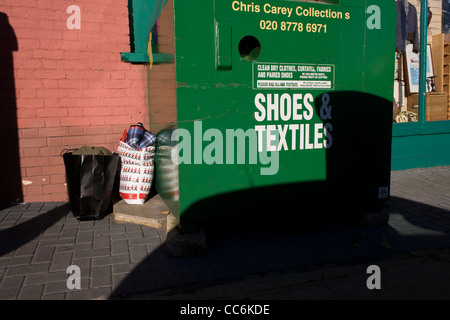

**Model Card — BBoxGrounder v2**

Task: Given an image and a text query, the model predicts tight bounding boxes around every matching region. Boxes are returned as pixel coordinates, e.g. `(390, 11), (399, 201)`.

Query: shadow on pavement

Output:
(109, 195), (450, 299)
(0, 203), (71, 256)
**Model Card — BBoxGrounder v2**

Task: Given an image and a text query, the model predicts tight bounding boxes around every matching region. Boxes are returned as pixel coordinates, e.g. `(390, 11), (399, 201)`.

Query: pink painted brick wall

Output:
(0, 0), (149, 202)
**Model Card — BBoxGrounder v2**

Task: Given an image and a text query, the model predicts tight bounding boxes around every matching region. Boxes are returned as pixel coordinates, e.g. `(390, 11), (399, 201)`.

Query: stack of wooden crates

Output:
(432, 33), (450, 121)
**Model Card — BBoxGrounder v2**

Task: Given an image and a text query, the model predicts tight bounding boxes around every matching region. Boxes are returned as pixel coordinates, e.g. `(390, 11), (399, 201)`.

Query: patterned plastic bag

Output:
(116, 140), (155, 204)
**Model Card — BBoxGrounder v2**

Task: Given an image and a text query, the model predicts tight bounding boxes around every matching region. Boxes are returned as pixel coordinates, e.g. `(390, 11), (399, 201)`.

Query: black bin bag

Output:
(62, 147), (120, 220)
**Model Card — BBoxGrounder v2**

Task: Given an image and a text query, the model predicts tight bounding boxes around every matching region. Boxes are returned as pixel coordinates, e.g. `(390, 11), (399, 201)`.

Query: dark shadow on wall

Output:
(0, 12), (22, 203)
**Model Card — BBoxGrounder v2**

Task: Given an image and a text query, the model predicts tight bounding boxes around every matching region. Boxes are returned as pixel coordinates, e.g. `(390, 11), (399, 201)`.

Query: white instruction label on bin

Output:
(253, 62), (335, 90)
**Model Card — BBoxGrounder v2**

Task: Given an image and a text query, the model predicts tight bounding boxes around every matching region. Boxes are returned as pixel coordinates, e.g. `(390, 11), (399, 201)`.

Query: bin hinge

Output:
(215, 21), (232, 71)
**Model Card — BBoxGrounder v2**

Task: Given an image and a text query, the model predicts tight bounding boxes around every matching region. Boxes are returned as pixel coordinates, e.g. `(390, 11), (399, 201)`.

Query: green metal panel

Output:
(160, 0), (396, 227)
(391, 133), (450, 171)
(392, 120), (450, 170)
(121, 0), (169, 63)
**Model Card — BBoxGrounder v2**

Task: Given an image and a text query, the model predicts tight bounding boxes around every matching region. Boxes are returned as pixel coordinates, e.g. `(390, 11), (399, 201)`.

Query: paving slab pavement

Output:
(123, 248), (450, 300)
(0, 166), (449, 301)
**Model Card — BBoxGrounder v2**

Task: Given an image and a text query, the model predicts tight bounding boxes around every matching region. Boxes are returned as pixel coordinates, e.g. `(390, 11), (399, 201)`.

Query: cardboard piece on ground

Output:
(113, 194), (169, 229)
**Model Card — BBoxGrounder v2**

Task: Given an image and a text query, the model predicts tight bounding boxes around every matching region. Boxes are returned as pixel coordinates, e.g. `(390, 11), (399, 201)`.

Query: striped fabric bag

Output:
(117, 131), (156, 204)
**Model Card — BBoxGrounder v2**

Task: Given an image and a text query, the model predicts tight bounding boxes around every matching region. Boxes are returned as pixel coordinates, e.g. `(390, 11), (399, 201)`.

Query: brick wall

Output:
(0, 0), (150, 202)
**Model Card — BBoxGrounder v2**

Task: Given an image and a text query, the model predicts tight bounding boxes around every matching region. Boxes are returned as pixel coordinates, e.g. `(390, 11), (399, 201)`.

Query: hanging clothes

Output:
(396, 0), (419, 53)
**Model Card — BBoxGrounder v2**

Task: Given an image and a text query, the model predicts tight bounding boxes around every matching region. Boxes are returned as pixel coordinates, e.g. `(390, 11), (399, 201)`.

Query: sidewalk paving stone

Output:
(0, 166), (449, 300)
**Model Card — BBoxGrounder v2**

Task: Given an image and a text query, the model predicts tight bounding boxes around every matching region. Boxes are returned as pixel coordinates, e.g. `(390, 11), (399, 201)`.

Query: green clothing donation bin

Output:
(155, 0), (396, 231)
